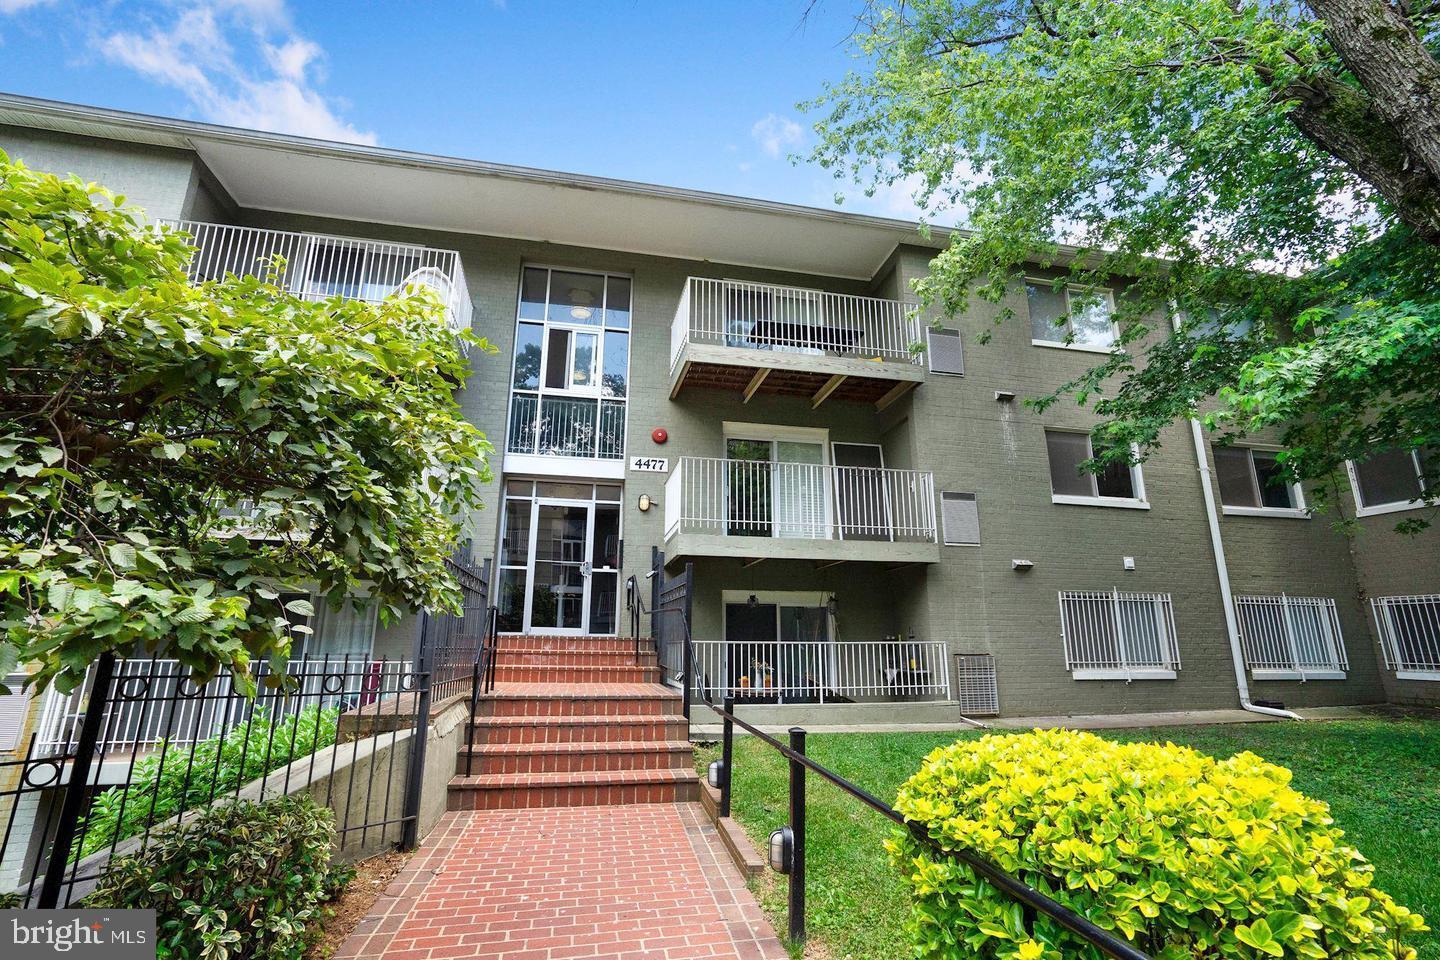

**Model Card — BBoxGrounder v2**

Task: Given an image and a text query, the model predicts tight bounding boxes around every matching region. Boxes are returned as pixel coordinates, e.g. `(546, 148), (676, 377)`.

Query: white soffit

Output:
(0, 93), (950, 280)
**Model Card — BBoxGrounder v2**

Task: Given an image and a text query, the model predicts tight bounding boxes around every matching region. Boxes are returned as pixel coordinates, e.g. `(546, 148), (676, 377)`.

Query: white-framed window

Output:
(1347, 448), (1432, 517)
(506, 265), (631, 463)
(1044, 429), (1148, 509)
(1371, 594), (1440, 680)
(1179, 304), (1254, 340)
(1235, 595), (1347, 679)
(1213, 445), (1306, 518)
(1026, 278), (1117, 352)
(1059, 590), (1180, 680)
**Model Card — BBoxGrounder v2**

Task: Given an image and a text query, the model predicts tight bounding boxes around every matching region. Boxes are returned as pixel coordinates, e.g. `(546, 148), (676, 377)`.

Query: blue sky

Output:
(0, 0), (929, 219)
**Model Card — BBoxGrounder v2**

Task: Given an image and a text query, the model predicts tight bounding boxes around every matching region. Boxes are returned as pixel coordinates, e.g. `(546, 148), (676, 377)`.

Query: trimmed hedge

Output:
(889, 729), (1427, 960)
(88, 795), (347, 960)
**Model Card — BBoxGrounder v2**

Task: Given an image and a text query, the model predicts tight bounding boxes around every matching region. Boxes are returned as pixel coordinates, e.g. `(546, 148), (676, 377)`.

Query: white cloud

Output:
(0, 0), (54, 13)
(751, 113), (803, 159)
(95, 1), (375, 145)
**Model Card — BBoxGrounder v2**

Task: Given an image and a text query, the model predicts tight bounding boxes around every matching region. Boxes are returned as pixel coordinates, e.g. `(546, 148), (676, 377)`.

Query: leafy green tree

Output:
(0, 152), (492, 695)
(808, 0), (1440, 527)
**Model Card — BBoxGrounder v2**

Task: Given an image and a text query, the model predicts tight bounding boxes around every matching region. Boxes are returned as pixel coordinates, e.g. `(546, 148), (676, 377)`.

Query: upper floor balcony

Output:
(663, 456), (939, 565)
(160, 220), (473, 344)
(669, 278), (926, 409)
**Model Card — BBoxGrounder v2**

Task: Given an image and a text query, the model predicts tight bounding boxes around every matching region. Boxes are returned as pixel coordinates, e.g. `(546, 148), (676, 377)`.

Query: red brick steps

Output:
(456, 739), (693, 774)
(447, 635), (694, 809)
(466, 714), (689, 744)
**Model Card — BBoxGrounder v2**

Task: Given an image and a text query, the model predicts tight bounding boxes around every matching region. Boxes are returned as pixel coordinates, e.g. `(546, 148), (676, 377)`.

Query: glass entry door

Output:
(495, 480), (622, 636)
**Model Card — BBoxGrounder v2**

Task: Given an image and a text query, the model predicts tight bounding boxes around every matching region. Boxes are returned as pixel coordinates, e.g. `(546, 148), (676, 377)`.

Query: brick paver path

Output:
(337, 804), (787, 960)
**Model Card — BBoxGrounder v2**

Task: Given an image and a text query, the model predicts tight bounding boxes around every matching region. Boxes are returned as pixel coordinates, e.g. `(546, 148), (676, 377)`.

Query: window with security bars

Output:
(1059, 590), (1180, 678)
(1371, 595), (1440, 676)
(1235, 595), (1348, 677)
(953, 654), (999, 714)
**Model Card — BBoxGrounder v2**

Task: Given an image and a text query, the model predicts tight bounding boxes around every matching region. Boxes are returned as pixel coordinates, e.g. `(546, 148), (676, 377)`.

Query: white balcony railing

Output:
(671, 277), (923, 371)
(158, 220), (473, 344)
(34, 658), (405, 756)
(692, 639), (951, 703)
(1235, 594), (1348, 677)
(506, 394), (626, 460)
(1371, 594), (1440, 675)
(664, 456), (937, 543)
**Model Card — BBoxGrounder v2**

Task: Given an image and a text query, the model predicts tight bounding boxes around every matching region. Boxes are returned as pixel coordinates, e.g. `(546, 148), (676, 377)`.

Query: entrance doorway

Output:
(496, 480), (622, 635)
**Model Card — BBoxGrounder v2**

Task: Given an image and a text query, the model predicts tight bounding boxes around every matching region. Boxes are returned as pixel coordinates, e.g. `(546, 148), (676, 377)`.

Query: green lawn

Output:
(695, 717), (1440, 960)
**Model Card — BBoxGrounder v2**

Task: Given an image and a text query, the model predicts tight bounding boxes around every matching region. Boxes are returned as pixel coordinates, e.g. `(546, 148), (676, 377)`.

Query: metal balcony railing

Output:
(671, 277), (923, 371)
(158, 220), (473, 343)
(664, 456), (937, 543)
(691, 638), (951, 704)
(505, 395), (626, 460)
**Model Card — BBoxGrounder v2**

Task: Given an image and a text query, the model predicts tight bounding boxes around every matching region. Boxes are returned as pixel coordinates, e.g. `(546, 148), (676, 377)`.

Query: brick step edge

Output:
(699, 781), (766, 877)
(492, 649), (658, 663)
(449, 768), (699, 789)
(491, 666), (661, 680)
(468, 713), (686, 728)
(459, 739), (693, 757)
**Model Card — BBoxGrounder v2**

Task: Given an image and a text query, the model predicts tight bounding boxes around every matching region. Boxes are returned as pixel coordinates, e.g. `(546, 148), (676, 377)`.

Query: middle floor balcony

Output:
(663, 456), (940, 564)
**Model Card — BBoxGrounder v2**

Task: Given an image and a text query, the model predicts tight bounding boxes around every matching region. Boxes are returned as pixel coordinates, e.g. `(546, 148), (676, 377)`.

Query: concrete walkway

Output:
(337, 804), (787, 960)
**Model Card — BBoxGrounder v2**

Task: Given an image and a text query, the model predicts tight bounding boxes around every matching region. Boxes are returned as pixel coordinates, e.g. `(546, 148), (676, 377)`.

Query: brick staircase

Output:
(448, 635), (698, 810)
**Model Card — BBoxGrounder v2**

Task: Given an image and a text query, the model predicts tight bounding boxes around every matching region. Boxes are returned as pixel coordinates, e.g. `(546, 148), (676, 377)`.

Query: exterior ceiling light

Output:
(568, 288), (596, 321)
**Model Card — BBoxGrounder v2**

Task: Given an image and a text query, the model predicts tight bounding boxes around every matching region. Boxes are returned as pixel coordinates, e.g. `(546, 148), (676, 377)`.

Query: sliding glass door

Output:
(724, 433), (830, 540)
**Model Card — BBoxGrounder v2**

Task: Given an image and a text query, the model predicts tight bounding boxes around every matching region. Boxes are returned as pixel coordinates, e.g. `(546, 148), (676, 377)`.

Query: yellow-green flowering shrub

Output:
(888, 729), (1426, 960)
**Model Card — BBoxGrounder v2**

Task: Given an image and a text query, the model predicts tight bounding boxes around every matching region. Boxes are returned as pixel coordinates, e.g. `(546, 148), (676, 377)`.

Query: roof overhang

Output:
(0, 93), (953, 280)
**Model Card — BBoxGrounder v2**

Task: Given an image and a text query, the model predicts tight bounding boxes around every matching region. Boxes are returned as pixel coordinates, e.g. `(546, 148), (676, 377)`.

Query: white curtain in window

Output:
(773, 441), (827, 539)
(309, 598), (378, 660)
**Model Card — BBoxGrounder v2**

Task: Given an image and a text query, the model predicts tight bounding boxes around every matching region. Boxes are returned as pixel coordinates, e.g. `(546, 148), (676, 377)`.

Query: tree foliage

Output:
(807, 0), (1440, 526)
(0, 152), (492, 695)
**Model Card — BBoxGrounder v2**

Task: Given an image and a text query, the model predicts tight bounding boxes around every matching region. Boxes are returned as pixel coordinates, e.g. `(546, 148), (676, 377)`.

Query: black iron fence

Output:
(0, 550), (494, 908)
(654, 562), (1150, 958)
(648, 548), (693, 716)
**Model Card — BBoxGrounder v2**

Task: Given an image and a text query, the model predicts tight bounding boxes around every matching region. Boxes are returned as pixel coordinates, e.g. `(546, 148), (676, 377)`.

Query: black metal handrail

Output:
(464, 604), (500, 777)
(649, 565), (1149, 958)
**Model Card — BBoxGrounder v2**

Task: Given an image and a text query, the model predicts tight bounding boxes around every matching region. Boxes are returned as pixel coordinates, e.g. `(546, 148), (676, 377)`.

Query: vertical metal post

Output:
(400, 611), (432, 851)
(787, 726), (807, 947)
(719, 695), (734, 818)
(38, 651), (116, 908)
(682, 562), (695, 721)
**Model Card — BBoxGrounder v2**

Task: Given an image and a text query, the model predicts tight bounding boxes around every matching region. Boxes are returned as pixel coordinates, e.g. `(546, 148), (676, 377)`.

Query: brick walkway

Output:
(337, 804), (787, 960)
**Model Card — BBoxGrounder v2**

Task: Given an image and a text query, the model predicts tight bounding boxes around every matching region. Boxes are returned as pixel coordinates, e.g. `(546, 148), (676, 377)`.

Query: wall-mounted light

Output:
(1012, 559), (1034, 571)
(638, 494), (652, 513)
(768, 826), (794, 874)
(747, 594), (759, 608)
(707, 759), (725, 789)
(994, 390), (1016, 403)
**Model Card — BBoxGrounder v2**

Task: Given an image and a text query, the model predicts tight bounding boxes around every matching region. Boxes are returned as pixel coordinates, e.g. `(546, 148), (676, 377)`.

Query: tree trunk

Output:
(1294, 0), (1440, 243)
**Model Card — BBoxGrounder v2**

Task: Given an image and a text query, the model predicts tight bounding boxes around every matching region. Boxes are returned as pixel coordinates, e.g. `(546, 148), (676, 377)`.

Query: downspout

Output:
(1171, 310), (1300, 720)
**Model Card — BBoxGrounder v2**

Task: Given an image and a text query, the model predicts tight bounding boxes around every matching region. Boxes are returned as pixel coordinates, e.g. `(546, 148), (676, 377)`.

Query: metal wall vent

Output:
(953, 654), (999, 715)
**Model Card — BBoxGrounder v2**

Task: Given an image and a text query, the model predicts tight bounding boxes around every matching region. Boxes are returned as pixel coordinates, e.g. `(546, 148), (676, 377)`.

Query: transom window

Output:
(1044, 430), (1147, 508)
(1026, 279), (1117, 351)
(1213, 446), (1304, 515)
(1348, 448), (1432, 517)
(508, 266), (630, 461)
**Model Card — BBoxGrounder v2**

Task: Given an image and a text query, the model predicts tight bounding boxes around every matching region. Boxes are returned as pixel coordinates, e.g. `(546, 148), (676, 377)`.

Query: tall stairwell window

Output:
(507, 266), (630, 464)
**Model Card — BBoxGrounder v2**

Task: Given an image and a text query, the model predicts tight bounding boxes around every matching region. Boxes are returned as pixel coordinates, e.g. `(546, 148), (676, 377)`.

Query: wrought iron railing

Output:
(157, 220), (473, 343)
(671, 277), (923, 371)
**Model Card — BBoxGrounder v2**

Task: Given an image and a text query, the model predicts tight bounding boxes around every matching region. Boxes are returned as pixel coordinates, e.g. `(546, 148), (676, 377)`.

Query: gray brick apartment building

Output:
(2, 92), (1436, 729)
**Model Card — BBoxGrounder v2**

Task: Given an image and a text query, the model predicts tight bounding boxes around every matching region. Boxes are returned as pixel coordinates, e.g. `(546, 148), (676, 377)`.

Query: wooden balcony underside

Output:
(670, 344), (922, 410)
